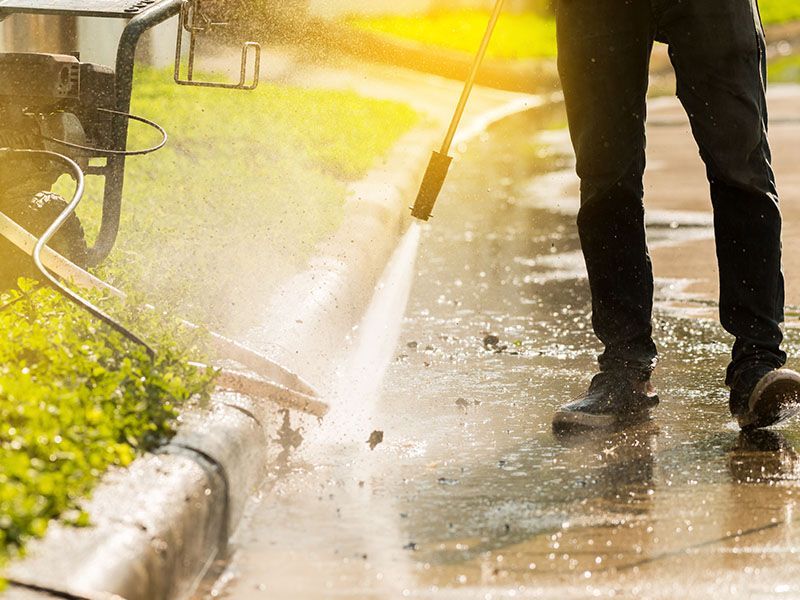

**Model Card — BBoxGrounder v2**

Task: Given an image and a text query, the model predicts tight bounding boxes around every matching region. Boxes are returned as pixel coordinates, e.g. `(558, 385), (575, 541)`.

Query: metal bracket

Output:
(173, 0), (260, 90)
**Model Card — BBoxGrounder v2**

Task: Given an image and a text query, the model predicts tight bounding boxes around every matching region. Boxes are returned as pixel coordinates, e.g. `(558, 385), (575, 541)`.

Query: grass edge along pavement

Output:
(1, 121), (444, 600)
(349, 1), (800, 60)
(349, 10), (557, 60)
(770, 53), (800, 83)
(323, 5), (800, 95)
(0, 281), (216, 581)
(1, 68), (419, 584)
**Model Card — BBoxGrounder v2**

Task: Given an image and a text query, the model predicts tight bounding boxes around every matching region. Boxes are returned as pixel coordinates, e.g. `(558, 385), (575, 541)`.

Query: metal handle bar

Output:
(173, 0), (261, 90)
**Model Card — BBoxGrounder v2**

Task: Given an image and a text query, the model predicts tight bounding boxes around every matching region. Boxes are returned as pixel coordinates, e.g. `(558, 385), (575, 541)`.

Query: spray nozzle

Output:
(410, 151), (452, 221)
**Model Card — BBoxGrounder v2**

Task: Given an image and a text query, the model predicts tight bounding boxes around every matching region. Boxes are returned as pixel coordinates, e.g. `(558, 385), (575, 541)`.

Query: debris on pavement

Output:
(482, 333), (508, 352)
(367, 430), (384, 450)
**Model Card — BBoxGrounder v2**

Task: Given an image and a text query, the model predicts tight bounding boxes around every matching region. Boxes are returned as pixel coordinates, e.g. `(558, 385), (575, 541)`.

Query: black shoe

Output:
(730, 366), (800, 430)
(552, 371), (659, 432)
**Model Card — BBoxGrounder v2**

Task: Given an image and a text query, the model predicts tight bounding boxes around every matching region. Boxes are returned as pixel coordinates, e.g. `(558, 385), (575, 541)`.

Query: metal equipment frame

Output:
(0, 0), (257, 265)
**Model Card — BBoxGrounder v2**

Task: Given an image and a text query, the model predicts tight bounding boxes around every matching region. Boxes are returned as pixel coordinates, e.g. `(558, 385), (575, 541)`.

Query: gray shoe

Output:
(732, 367), (800, 430)
(553, 371), (659, 432)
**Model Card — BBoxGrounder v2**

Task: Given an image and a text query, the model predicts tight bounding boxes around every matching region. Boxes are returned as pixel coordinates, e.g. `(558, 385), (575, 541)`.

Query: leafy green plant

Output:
(0, 280), (215, 569)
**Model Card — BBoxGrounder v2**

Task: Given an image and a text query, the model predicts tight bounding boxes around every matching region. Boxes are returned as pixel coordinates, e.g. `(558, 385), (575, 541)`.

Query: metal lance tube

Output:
(411, 0), (506, 221)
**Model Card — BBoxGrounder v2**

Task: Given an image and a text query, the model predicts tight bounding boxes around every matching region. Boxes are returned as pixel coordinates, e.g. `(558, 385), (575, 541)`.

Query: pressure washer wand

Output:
(411, 0), (506, 221)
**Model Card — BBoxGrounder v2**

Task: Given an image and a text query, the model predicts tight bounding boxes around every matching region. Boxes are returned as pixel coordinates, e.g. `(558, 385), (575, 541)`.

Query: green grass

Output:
(760, 0), (800, 24)
(349, 11), (557, 60)
(769, 53), (800, 82)
(350, 3), (800, 61)
(74, 69), (418, 333)
(0, 281), (214, 570)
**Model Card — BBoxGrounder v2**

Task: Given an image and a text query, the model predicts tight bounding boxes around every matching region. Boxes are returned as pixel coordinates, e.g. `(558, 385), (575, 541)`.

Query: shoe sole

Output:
(552, 396), (658, 433)
(552, 410), (617, 431)
(739, 369), (800, 430)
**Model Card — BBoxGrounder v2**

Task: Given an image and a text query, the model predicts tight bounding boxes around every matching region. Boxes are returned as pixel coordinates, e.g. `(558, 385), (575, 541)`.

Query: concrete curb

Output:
(4, 393), (284, 600)
(3, 89), (549, 600)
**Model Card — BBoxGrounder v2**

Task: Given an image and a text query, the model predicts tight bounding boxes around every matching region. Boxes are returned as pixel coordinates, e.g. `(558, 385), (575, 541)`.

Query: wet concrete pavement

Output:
(202, 88), (800, 599)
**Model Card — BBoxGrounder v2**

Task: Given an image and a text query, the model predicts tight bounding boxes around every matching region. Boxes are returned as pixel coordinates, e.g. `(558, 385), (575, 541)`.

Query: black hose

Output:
(40, 108), (168, 157)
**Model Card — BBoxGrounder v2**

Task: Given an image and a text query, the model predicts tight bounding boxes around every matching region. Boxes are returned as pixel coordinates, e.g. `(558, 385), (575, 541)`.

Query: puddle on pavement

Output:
(201, 107), (800, 600)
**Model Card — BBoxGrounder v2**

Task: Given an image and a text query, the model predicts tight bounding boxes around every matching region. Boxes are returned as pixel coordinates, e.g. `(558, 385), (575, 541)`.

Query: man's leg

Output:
(661, 0), (799, 428)
(556, 0), (658, 376)
(553, 1), (659, 430)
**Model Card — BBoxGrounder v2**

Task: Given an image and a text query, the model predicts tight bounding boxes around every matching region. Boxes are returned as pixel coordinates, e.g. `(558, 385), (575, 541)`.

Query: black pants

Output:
(555, 0), (786, 384)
